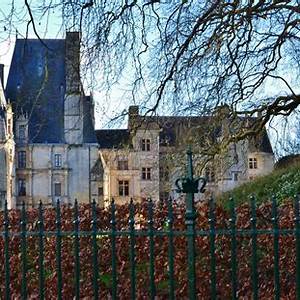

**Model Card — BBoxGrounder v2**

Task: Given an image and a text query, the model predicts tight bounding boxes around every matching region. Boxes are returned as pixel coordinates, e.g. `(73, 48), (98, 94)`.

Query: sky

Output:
(0, 0), (125, 129)
(0, 1), (299, 157)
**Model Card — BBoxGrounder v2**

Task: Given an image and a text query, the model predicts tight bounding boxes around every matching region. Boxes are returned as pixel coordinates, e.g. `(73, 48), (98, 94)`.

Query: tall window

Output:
(249, 158), (258, 169)
(18, 179), (26, 196)
(119, 180), (129, 196)
(142, 167), (151, 180)
(19, 125), (26, 139)
(141, 139), (151, 151)
(118, 159), (128, 170)
(54, 154), (62, 168)
(54, 183), (61, 197)
(18, 151), (26, 168)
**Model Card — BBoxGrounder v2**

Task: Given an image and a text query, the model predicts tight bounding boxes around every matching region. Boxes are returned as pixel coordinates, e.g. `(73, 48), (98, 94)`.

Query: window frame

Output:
(54, 182), (62, 197)
(118, 180), (129, 197)
(18, 151), (26, 169)
(18, 124), (26, 140)
(142, 167), (151, 180)
(249, 157), (258, 169)
(18, 178), (26, 196)
(141, 139), (151, 151)
(54, 154), (62, 168)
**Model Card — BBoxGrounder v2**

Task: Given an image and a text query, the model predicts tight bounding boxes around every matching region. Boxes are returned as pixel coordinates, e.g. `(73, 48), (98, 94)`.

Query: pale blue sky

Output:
(0, 0), (130, 129)
(0, 1), (299, 156)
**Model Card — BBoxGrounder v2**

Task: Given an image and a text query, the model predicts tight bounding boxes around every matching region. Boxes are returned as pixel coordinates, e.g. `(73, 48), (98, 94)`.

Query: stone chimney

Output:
(65, 32), (80, 94)
(128, 105), (139, 131)
(64, 32), (83, 144)
(214, 103), (231, 137)
(0, 64), (4, 88)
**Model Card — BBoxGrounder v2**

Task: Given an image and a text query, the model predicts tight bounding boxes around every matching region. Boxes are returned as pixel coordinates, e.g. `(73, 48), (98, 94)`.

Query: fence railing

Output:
(1, 149), (300, 298)
(1, 195), (300, 298)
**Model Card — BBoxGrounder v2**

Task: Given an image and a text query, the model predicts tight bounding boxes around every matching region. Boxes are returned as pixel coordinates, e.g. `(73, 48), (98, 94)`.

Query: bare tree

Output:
(1, 0), (300, 154)
(62, 1), (300, 141)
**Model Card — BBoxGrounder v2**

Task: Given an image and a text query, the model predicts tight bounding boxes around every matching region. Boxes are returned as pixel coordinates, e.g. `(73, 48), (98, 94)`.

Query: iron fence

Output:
(2, 195), (300, 299)
(1, 150), (300, 298)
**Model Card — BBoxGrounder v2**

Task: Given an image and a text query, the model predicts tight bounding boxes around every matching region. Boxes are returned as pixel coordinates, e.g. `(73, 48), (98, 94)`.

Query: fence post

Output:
(56, 199), (62, 300)
(4, 200), (10, 300)
(294, 195), (300, 300)
(21, 201), (28, 299)
(175, 147), (206, 299)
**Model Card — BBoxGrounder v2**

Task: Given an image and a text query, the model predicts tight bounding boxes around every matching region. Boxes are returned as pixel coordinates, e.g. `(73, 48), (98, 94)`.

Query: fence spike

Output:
(250, 195), (258, 300)
(55, 199), (62, 300)
(147, 198), (156, 299)
(271, 195), (280, 300)
(38, 200), (45, 300)
(4, 200), (10, 300)
(91, 198), (99, 299)
(111, 198), (117, 299)
(21, 201), (28, 299)
(229, 197), (237, 300)
(294, 195), (300, 300)
(129, 198), (136, 300)
(209, 196), (217, 300)
(74, 199), (80, 299)
(167, 197), (175, 300)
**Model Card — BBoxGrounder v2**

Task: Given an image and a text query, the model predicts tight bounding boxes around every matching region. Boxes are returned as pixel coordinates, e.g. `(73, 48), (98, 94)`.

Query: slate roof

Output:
(5, 37), (97, 144)
(0, 74), (7, 140)
(96, 115), (273, 154)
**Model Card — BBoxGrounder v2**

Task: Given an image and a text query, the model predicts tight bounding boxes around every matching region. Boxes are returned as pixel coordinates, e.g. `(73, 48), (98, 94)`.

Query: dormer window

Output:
(249, 158), (258, 169)
(141, 139), (151, 151)
(19, 125), (26, 140)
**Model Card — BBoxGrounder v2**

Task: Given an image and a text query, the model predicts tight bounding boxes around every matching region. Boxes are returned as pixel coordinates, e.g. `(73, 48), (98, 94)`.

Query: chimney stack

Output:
(65, 32), (80, 93)
(128, 105), (139, 131)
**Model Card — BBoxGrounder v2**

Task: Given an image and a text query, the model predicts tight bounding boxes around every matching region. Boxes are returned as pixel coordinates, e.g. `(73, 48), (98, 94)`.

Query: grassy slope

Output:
(218, 164), (300, 207)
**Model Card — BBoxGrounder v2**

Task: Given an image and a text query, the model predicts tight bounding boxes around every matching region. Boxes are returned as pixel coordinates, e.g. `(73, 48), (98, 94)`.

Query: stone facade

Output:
(99, 128), (160, 206)
(96, 106), (275, 203)
(1, 32), (275, 207)
(4, 33), (102, 208)
(0, 66), (15, 208)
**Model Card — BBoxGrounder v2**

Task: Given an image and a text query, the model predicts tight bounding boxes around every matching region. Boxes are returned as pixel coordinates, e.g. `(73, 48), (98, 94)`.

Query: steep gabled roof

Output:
(5, 37), (97, 144)
(6, 38), (66, 143)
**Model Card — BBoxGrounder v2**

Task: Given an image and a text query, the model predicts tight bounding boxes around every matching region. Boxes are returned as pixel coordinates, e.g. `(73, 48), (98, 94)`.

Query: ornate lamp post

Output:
(175, 147), (206, 299)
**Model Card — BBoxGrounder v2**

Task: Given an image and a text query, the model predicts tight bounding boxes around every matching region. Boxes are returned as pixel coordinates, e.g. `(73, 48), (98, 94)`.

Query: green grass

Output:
(218, 164), (300, 207)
